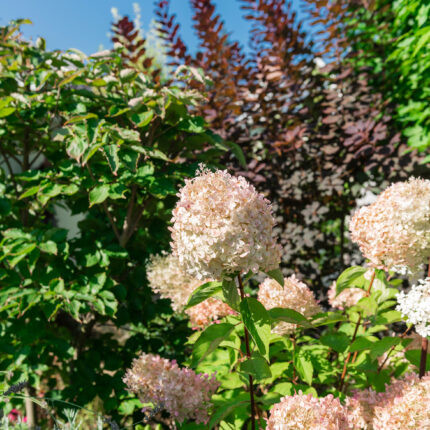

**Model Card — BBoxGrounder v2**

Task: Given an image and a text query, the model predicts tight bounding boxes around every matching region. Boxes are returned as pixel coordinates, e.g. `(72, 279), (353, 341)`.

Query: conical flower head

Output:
(123, 353), (219, 424)
(350, 177), (430, 275)
(170, 166), (281, 280)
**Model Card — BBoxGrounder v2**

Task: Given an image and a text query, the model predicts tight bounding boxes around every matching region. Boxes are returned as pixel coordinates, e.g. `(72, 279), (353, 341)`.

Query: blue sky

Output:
(0, 0), (308, 55)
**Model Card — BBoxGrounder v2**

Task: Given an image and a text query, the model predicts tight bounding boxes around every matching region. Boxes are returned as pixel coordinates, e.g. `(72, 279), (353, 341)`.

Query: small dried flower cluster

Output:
(170, 166), (281, 280)
(346, 373), (430, 429)
(258, 275), (320, 335)
(123, 353), (219, 424)
(185, 297), (236, 330)
(349, 178), (430, 275)
(396, 277), (430, 337)
(147, 253), (234, 328)
(266, 393), (349, 430)
(146, 253), (200, 312)
(328, 282), (366, 310)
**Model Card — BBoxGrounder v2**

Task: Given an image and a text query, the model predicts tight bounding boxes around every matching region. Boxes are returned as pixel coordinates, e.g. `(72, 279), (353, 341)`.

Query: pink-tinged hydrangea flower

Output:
(396, 277), (430, 337)
(258, 275), (320, 335)
(328, 281), (366, 310)
(170, 166), (281, 280)
(185, 297), (236, 330)
(349, 178), (430, 276)
(267, 393), (349, 430)
(146, 253), (203, 312)
(147, 253), (235, 327)
(346, 373), (430, 430)
(123, 353), (219, 424)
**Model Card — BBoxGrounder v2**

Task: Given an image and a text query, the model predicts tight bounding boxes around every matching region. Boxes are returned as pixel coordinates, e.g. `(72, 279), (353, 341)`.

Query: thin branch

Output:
(378, 325), (412, 372)
(238, 273), (257, 430)
(339, 270), (376, 392)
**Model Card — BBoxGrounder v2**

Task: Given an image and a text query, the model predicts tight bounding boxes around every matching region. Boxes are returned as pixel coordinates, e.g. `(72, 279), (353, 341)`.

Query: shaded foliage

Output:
(0, 19), (237, 425)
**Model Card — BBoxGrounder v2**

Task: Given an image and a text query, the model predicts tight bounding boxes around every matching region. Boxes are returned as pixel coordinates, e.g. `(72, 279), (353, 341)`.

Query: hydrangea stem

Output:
(238, 274), (257, 430)
(339, 270), (376, 392)
(419, 260), (430, 378)
(419, 337), (428, 378)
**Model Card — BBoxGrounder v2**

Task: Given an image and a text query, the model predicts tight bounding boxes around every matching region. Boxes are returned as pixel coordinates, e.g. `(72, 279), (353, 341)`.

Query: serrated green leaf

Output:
(191, 323), (235, 366)
(222, 279), (240, 311)
(104, 144), (120, 175)
(185, 281), (223, 309)
(336, 266), (367, 295)
(268, 307), (313, 328)
(89, 184), (109, 206)
(264, 268), (284, 287)
(240, 297), (271, 361)
(240, 356), (272, 380)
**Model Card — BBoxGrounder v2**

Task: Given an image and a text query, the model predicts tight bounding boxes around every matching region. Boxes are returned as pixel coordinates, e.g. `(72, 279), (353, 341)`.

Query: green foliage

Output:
(0, 19), (240, 426)
(185, 266), (417, 429)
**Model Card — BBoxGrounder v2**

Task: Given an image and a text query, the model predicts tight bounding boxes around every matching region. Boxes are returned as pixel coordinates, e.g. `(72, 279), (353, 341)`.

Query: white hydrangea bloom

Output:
(350, 178), (430, 276)
(396, 278), (430, 337)
(146, 253), (202, 312)
(170, 166), (281, 280)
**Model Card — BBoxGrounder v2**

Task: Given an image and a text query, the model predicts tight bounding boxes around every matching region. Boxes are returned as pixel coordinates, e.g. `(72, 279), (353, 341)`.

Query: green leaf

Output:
(58, 69), (84, 87)
(191, 323), (235, 366)
(312, 312), (348, 327)
(268, 307), (313, 328)
(240, 297), (271, 361)
(178, 116), (206, 133)
(0, 107), (16, 118)
(65, 113), (98, 124)
(355, 296), (378, 317)
(185, 281), (223, 309)
(336, 266), (367, 295)
(208, 394), (249, 429)
(264, 268), (284, 287)
(295, 355), (313, 385)
(19, 186), (42, 200)
(89, 184), (110, 207)
(375, 310), (403, 325)
(39, 241), (58, 255)
(405, 349), (430, 371)
(134, 110), (154, 127)
(240, 356), (272, 380)
(104, 145), (120, 175)
(349, 336), (377, 352)
(222, 279), (240, 311)
(320, 333), (350, 353)
(369, 337), (403, 360)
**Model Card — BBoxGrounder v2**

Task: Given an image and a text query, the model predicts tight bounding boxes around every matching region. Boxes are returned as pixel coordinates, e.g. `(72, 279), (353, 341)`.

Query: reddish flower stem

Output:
(419, 259), (430, 378)
(238, 274), (257, 430)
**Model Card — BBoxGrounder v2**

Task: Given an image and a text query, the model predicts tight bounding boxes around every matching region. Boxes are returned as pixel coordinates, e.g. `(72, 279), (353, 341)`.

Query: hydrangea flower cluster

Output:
(396, 277), (430, 337)
(266, 393), (349, 430)
(327, 282), (366, 310)
(147, 253), (234, 328)
(185, 297), (236, 330)
(349, 178), (430, 275)
(346, 373), (430, 429)
(146, 253), (201, 312)
(258, 275), (320, 335)
(123, 353), (219, 424)
(170, 166), (281, 280)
